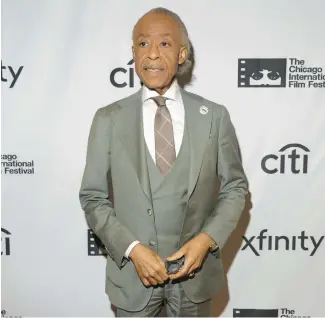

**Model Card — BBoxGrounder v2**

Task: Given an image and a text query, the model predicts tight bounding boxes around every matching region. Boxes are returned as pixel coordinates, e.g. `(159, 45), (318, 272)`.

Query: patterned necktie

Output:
(152, 96), (176, 176)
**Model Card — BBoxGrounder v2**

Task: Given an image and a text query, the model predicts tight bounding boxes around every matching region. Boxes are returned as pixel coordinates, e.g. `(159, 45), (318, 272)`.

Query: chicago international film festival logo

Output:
(238, 58), (325, 88)
(1, 154), (35, 175)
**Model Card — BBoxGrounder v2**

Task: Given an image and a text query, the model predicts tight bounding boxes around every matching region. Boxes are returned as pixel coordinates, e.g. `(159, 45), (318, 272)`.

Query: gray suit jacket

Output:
(79, 88), (248, 310)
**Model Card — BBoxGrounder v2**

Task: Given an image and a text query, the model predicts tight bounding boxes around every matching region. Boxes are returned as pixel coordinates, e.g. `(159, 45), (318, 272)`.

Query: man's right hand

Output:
(129, 243), (169, 287)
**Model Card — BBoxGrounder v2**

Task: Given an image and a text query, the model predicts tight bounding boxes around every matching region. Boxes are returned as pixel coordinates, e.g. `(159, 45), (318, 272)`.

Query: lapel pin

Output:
(200, 106), (208, 115)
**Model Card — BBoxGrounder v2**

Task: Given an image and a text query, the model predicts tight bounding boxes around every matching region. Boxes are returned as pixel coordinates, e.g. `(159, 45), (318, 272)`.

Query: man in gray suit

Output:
(79, 7), (248, 317)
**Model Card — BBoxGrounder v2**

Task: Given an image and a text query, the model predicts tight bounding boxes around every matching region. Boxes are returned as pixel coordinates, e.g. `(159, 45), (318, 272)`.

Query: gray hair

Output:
(132, 7), (193, 77)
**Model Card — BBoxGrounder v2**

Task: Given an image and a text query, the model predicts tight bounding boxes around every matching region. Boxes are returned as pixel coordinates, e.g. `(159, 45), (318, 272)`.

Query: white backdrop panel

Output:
(1, 0), (325, 317)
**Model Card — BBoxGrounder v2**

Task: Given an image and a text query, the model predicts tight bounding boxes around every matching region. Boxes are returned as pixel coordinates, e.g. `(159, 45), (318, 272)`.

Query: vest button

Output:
(149, 240), (156, 246)
(147, 209), (152, 215)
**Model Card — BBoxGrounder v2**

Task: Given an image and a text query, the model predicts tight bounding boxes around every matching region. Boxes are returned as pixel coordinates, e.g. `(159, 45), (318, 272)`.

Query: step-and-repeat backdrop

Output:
(2, 0), (325, 317)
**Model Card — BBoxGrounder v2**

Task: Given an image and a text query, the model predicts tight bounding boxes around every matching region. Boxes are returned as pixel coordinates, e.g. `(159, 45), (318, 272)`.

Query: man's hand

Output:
(129, 243), (169, 287)
(166, 233), (212, 280)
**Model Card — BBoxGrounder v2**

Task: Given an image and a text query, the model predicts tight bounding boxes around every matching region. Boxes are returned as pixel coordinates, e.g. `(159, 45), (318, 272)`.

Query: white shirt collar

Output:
(141, 79), (181, 103)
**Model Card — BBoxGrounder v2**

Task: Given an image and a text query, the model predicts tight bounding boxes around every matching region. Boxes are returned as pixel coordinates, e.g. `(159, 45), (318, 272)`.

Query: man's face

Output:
(132, 13), (187, 94)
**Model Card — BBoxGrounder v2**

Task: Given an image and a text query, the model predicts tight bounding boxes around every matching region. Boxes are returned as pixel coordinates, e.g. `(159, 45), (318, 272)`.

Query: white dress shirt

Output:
(124, 80), (185, 259)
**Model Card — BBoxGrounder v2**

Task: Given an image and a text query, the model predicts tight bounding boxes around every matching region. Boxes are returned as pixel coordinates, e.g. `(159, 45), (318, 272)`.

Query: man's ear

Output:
(178, 46), (188, 65)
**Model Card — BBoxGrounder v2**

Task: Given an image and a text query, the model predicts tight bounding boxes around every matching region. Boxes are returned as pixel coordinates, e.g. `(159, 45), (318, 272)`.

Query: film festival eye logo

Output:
(238, 58), (287, 87)
(1, 228), (11, 256)
(233, 308), (309, 318)
(261, 143), (309, 174)
(238, 57), (325, 88)
(87, 229), (108, 256)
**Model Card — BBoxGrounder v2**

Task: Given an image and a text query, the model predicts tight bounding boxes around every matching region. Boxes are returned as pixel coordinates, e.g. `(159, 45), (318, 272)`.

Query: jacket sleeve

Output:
(201, 105), (248, 249)
(79, 107), (137, 269)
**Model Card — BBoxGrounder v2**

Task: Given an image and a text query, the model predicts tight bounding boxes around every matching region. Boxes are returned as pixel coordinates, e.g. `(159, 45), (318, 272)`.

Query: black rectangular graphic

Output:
(238, 58), (287, 87)
(87, 229), (108, 256)
(233, 308), (278, 317)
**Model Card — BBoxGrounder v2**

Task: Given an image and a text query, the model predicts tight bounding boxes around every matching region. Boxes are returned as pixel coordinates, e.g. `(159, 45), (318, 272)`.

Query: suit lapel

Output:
(181, 90), (213, 200)
(112, 88), (213, 204)
(112, 90), (152, 204)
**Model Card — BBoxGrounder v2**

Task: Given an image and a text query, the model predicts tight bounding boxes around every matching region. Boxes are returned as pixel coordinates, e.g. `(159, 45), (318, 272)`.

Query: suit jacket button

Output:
(147, 209), (152, 215)
(149, 240), (156, 246)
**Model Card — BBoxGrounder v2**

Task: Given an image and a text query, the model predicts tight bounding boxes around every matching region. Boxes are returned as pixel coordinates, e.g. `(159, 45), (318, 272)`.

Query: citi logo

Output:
(110, 59), (138, 88)
(261, 143), (310, 174)
(1, 228), (11, 256)
(242, 229), (324, 256)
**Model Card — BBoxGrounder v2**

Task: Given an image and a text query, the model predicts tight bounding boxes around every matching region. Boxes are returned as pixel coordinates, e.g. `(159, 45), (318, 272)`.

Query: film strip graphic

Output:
(233, 308), (279, 317)
(238, 58), (287, 87)
(87, 229), (108, 256)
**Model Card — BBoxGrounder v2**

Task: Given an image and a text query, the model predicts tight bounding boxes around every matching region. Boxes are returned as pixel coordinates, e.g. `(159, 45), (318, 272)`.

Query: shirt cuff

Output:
(124, 240), (140, 258)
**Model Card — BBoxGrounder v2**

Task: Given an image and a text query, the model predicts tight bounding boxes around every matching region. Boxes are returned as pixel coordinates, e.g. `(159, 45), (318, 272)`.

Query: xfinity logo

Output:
(261, 143), (310, 174)
(242, 229), (324, 256)
(110, 59), (137, 88)
(1, 61), (24, 88)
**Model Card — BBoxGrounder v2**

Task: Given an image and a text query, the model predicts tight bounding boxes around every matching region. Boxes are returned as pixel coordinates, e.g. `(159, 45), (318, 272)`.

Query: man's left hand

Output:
(166, 233), (212, 280)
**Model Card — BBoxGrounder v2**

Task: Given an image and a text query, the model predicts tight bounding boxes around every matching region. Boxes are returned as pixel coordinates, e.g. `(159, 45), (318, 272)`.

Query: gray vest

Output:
(145, 120), (190, 259)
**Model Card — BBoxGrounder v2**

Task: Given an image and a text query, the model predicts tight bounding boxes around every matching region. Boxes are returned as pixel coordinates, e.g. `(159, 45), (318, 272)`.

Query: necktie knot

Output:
(152, 96), (167, 107)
